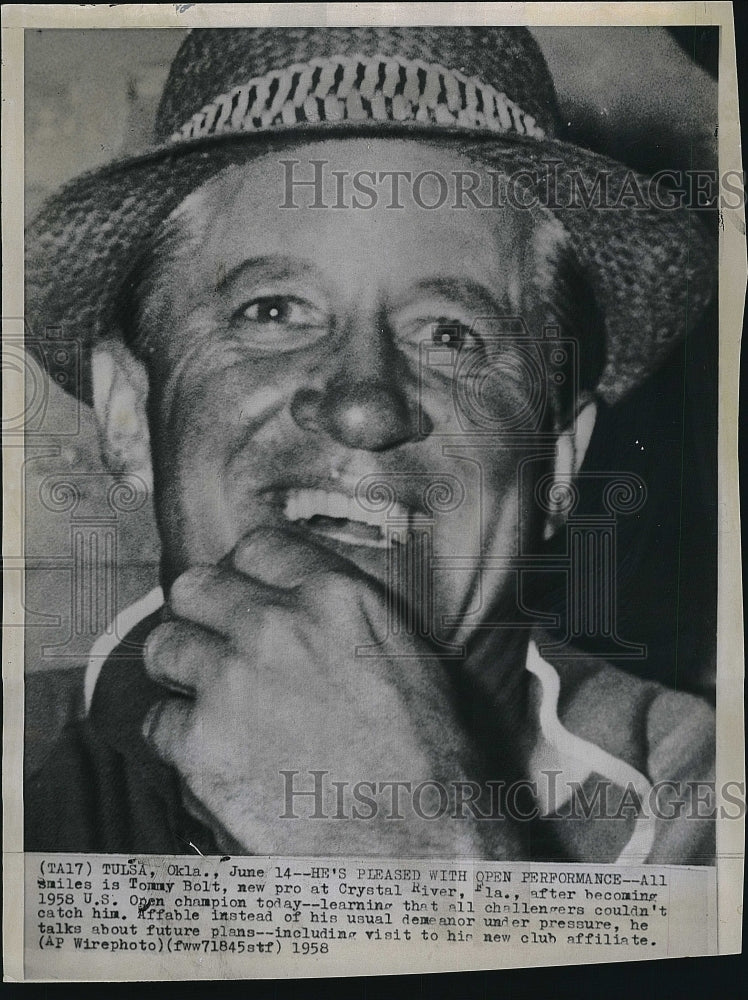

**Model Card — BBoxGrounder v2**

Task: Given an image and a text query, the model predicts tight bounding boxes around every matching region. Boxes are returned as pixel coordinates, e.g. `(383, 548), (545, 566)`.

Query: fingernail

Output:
(169, 564), (217, 606)
(141, 701), (165, 743)
(144, 622), (179, 664)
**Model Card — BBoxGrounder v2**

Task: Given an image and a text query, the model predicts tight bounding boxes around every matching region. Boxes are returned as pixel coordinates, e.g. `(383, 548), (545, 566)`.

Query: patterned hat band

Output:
(170, 53), (546, 144)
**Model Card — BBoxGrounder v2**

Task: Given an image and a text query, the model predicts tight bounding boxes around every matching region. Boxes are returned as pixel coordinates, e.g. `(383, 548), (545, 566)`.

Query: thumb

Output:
(230, 526), (345, 589)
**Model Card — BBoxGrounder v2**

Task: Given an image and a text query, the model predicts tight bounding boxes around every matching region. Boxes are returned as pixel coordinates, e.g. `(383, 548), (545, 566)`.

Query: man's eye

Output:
(432, 321), (468, 347)
(239, 296), (325, 328)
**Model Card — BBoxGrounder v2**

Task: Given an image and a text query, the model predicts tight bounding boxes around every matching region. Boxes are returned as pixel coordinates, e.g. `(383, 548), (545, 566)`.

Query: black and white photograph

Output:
(3, 2), (744, 982)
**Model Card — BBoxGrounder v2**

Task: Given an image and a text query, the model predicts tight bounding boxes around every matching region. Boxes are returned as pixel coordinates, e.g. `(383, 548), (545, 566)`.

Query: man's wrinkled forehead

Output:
(136, 137), (567, 323)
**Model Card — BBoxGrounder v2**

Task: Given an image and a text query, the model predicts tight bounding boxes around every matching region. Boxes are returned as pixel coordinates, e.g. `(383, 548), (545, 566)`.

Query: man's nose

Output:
(291, 376), (426, 451)
(289, 312), (430, 450)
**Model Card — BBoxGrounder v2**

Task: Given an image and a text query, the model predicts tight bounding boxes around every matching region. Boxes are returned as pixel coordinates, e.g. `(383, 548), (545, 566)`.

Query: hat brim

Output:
(25, 120), (715, 406)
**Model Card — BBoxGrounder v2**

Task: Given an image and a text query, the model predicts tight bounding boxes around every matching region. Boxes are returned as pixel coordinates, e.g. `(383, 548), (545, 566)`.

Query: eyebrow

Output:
(397, 278), (513, 315)
(215, 255), (321, 291)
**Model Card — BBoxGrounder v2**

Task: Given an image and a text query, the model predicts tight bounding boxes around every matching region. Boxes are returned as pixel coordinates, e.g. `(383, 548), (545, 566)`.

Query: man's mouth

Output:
(283, 487), (417, 549)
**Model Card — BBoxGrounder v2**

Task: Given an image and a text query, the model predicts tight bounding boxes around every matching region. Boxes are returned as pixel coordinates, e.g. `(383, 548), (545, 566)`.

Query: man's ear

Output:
(91, 340), (153, 494)
(543, 400), (597, 540)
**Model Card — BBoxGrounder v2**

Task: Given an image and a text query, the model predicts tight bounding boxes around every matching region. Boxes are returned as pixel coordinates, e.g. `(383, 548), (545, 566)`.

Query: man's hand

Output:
(142, 528), (521, 857)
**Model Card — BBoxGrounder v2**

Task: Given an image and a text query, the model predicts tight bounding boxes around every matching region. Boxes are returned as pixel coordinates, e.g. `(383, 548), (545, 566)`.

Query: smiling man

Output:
(25, 27), (717, 861)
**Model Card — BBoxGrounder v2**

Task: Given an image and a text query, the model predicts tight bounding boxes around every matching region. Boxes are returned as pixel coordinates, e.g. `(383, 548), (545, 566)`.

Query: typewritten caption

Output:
(25, 855), (716, 978)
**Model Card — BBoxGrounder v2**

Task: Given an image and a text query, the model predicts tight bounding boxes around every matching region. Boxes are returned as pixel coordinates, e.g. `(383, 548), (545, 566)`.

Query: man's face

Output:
(137, 138), (556, 643)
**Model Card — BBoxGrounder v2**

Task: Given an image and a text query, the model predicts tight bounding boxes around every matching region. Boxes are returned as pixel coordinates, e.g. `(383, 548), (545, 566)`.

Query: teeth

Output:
(283, 488), (413, 531)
